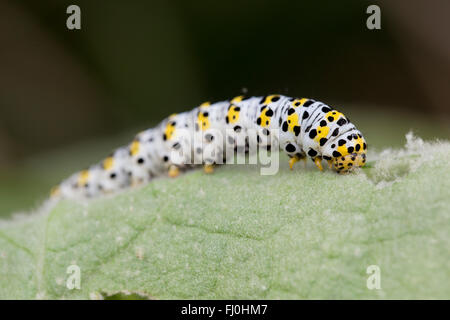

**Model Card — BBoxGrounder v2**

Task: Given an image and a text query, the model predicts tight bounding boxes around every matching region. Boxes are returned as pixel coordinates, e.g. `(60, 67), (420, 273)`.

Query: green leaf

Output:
(0, 134), (449, 299)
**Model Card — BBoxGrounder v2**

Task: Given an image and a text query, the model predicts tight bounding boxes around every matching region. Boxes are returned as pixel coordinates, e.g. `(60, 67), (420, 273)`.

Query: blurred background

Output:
(0, 0), (449, 216)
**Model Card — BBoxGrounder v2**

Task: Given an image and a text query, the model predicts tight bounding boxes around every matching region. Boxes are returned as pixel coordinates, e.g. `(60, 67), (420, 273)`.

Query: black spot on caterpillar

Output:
(303, 100), (314, 107)
(302, 111), (310, 120)
(50, 95), (367, 200)
(285, 143), (296, 153)
(332, 128), (339, 137)
(337, 118), (347, 126)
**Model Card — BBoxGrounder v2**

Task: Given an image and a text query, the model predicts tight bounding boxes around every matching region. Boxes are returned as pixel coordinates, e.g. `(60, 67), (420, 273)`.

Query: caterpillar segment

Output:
(50, 95), (367, 200)
(129, 127), (173, 183)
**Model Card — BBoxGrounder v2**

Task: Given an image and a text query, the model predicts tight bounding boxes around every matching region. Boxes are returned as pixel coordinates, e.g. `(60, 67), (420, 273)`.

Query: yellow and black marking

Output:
(308, 119), (330, 147)
(163, 120), (177, 141)
(256, 106), (274, 127)
(324, 110), (344, 123)
(77, 170), (90, 187)
(103, 156), (114, 171)
(129, 140), (140, 156)
(334, 133), (366, 158)
(226, 104), (240, 124)
(260, 94), (281, 105)
(230, 95), (244, 104)
(291, 98), (309, 107)
(282, 107), (301, 136)
(197, 110), (210, 131)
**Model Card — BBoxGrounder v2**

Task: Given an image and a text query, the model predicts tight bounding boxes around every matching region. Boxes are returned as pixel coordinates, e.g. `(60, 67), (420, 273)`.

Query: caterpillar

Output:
(50, 95), (367, 200)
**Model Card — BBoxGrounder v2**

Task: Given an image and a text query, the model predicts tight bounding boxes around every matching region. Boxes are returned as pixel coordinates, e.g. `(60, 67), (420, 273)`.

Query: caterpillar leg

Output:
(288, 157), (297, 170)
(168, 165), (180, 178)
(327, 159), (333, 170)
(204, 164), (214, 174)
(313, 157), (323, 171)
(131, 177), (145, 187)
(288, 155), (306, 170)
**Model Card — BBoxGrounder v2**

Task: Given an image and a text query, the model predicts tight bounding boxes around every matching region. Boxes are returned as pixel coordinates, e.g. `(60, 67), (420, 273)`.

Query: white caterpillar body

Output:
(51, 95), (367, 200)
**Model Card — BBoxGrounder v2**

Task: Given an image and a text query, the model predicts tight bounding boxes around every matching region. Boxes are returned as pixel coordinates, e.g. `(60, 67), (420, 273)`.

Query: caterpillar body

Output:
(51, 95), (367, 200)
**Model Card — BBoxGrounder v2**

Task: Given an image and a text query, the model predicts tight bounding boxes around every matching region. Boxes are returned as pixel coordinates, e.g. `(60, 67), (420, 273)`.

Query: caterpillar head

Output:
(333, 152), (366, 174)
(323, 128), (367, 174)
